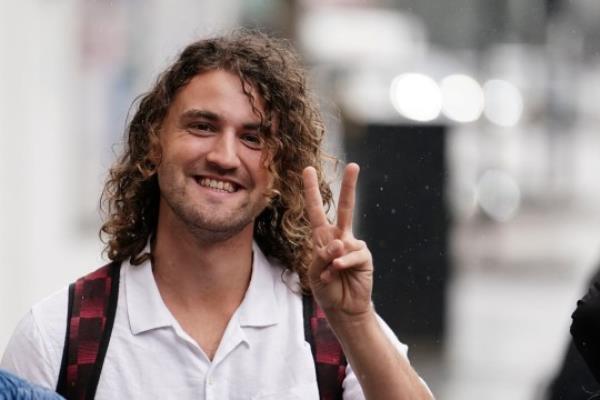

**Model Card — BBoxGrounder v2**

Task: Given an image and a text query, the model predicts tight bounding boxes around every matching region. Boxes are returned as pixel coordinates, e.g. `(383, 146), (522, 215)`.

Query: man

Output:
(1, 31), (432, 399)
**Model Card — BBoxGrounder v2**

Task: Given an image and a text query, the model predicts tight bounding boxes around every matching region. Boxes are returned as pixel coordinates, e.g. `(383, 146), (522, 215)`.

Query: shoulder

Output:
(572, 270), (600, 338)
(254, 243), (303, 296)
(571, 269), (600, 381)
(30, 286), (69, 353)
(0, 287), (69, 390)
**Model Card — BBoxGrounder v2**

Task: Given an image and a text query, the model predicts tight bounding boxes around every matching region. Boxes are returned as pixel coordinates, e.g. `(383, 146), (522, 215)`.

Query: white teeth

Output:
(199, 178), (236, 193)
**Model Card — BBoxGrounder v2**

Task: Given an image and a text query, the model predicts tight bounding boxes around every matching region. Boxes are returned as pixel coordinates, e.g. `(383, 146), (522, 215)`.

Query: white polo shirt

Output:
(1, 244), (413, 399)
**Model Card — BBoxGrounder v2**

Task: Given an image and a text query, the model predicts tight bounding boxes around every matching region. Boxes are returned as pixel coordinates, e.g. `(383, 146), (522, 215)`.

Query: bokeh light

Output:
(483, 79), (524, 127)
(476, 169), (521, 222)
(390, 73), (442, 122)
(440, 74), (484, 123)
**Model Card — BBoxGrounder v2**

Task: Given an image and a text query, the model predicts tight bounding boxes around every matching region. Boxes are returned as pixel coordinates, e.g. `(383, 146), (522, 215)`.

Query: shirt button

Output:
(207, 376), (214, 386)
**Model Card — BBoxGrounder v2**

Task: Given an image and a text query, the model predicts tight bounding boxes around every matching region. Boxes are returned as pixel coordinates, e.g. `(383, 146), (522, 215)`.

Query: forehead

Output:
(170, 69), (267, 123)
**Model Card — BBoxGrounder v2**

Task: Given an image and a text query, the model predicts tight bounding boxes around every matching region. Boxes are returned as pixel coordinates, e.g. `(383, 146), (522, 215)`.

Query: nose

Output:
(205, 131), (241, 171)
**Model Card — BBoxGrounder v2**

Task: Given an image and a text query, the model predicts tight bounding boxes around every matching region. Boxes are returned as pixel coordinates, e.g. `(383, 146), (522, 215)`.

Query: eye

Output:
(241, 133), (264, 149)
(188, 122), (216, 135)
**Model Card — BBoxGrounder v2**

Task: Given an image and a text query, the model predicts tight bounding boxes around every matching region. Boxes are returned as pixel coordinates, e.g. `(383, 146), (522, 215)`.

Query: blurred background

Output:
(2, 0), (600, 398)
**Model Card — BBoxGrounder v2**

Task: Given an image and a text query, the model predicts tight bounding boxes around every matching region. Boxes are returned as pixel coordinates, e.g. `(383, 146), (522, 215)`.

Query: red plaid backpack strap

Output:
(56, 262), (121, 400)
(303, 295), (347, 400)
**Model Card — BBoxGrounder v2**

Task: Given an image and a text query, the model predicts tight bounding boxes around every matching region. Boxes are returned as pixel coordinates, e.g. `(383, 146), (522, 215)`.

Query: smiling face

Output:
(155, 69), (274, 242)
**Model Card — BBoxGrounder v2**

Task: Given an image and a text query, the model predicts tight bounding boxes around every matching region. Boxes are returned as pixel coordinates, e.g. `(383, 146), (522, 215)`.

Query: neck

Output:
(152, 208), (255, 311)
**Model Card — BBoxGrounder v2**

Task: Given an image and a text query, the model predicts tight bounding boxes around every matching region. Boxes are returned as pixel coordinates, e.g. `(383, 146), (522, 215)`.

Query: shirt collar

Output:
(125, 241), (282, 335)
(126, 257), (176, 335)
(236, 242), (281, 327)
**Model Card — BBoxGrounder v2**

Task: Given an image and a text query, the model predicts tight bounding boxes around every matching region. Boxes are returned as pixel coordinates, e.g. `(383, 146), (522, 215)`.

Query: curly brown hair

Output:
(100, 30), (334, 291)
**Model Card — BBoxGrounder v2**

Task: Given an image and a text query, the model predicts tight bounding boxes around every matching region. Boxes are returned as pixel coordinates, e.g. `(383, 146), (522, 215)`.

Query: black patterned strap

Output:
(56, 262), (121, 400)
(303, 295), (347, 400)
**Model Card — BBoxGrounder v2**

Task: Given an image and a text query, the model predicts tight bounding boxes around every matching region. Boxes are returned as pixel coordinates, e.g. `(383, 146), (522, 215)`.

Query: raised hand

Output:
(303, 163), (434, 400)
(302, 163), (373, 318)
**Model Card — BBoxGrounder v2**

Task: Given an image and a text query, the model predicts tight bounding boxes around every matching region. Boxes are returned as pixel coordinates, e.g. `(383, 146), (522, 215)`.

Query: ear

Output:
(147, 138), (163, 170)
(267, 187), (281, 207)
(138, 132), (162, 178)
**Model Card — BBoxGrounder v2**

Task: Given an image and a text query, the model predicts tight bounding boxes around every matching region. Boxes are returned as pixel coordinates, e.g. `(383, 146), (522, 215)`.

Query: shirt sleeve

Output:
(1, 288), (68, 392)
(0, 310), (58, 391)
(341, 313), (419, 400)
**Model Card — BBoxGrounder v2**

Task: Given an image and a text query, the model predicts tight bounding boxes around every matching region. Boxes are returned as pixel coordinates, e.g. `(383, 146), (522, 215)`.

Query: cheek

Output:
(257, 150), (275, 184)
(160, 141), (200, 172)
(255, 158), (274, 188)
(156, 156), (188, 189)
(155, 161), (174, 191)
(252, 168), (270, 189)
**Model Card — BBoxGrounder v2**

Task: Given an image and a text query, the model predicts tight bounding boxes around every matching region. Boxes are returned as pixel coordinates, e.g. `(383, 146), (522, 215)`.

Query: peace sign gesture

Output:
(303, 163), (374, 318)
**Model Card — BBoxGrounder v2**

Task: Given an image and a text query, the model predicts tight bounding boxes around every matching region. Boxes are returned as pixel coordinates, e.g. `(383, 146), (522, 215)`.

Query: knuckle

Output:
(340, 235), (356, 247)
(315, 247), (329, 261)
(345, 238), (364, 251)
(333, 238), (345, 248)
(332, 258), (344, 269)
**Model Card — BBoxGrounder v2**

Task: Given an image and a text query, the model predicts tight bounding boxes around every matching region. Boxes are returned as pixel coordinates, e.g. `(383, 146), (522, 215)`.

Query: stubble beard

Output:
(161, 183), (264, 244)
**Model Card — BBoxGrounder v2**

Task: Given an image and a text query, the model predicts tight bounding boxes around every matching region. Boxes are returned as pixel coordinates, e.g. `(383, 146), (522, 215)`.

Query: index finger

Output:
(337, 162), (360, 232)
(302, 166), (328, 228)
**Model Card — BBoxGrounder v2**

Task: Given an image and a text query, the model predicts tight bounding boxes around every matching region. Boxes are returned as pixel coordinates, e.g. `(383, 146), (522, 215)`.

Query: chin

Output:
(185, 209), (255, 238)
(187, 219), (254, 243)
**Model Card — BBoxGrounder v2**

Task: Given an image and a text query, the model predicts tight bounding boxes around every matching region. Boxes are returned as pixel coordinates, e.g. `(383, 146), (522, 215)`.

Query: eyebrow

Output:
(180, 109), (262, 130)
